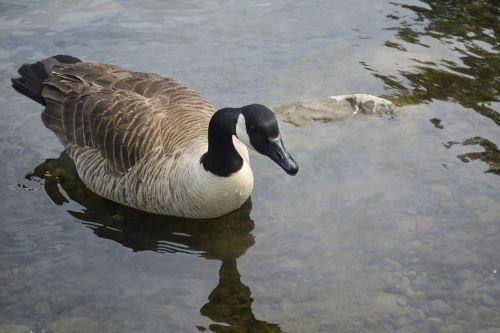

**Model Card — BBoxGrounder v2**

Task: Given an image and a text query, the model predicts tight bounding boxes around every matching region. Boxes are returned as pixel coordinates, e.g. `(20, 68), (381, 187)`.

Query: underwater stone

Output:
(34, 301), (52, 316)
(440, 324), (465, 333)
(384, 258), (403, 270)
(428, 317), (443, 327)
(374, 292), (399, 308)
(458, 308), (479, 322)
(335, 94), (396, 115)
(46, 317), (99, 333)
(0, 325), (30, 333)
(414, 272), (428, 286)
(273, 94), (395, 126)
(458, 269), (473, 280)
(429, 299), (454, 316)
(426, 283), (450, 300)
(480, 294), (498, 307)
(476, 328), (500, 333)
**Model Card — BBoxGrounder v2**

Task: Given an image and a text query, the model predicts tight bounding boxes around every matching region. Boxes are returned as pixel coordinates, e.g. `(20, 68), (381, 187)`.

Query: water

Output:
(1, 0), (499, 332)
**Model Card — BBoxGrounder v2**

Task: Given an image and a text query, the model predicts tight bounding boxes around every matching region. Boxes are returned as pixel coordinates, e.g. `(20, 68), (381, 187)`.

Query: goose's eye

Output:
(248, 126), (258, 135)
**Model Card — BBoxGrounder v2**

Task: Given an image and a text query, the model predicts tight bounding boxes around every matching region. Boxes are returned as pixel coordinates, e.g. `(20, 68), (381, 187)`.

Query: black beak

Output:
(266, 138), (299, 176)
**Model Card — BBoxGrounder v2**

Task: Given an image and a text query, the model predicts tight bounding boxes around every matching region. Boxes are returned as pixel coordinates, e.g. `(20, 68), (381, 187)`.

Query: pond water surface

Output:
(1, 1), (499, 333)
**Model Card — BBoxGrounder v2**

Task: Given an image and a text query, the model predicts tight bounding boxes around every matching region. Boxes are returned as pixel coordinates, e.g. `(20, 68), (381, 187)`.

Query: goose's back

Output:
(39, 61), (249, 217)
(42, 61), (215, 173)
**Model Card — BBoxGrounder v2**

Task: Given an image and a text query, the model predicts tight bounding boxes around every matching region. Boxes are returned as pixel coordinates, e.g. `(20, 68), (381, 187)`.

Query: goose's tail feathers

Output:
(11, 54), (81, 105)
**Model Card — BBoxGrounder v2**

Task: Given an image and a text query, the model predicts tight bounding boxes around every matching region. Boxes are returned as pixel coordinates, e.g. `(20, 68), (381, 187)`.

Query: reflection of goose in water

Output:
(26, 152), (283, 333)
(26, 152), (281, 332)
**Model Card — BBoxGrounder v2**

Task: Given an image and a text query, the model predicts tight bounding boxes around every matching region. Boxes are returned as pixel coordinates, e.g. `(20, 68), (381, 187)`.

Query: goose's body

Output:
(12, 55), (297, 218)
(69, 135), (253, 218)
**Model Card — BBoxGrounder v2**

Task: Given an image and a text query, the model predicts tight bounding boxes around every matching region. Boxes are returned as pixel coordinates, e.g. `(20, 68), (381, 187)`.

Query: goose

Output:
(12, 55), (298, 218)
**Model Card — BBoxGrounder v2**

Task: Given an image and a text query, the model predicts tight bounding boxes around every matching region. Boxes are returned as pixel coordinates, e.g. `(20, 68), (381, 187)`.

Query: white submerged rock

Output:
(329, 94), (396, 115)
(273, 94), (396, 126)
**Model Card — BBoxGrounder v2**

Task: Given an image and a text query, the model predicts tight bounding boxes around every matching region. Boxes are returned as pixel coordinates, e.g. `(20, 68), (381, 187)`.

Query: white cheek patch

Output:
(235, 114), (254, 150)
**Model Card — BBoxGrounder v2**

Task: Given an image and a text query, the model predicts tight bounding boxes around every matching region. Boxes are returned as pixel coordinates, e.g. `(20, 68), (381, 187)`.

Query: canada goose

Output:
(12, 55), (298, 218)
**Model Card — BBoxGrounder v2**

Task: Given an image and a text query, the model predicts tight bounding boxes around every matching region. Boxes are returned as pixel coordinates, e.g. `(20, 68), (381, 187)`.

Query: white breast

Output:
(70, 137), (254, 219)
(178, 137), (254, 218)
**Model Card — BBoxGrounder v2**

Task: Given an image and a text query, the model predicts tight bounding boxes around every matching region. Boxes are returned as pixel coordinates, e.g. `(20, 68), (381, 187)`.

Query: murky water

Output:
(1, 1), (499, 332)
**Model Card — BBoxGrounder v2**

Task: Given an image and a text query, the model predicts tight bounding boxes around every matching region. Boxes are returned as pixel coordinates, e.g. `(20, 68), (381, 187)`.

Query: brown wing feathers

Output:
(39, 61), (214, 174)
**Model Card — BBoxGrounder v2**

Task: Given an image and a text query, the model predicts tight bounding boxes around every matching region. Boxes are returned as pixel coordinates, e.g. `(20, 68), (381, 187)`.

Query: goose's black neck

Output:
(201, 108), (243, 177)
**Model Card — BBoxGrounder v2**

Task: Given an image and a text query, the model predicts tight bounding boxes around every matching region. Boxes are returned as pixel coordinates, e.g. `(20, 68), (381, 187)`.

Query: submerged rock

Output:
(34, 301), (52, 317)
(330, 94), (396, 115)
(46, 317), (99, 333)
(440, 324), (465, 333)
(428, 317), (443, 327)
(0, 325), (30, 333)
(273, 94), (395, 126)
(428, 299), (454, 316)
(480, 294), (498, 307)
(397, 297), (408, 306)
(476, 328), (500, 333)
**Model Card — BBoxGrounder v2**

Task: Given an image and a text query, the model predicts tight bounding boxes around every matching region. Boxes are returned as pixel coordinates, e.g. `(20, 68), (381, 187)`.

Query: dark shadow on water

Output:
(444, 136), (500, 175)
(365, 0), (500, 125)
(26, 152), (284, 333)
(362, 0), (500, 175)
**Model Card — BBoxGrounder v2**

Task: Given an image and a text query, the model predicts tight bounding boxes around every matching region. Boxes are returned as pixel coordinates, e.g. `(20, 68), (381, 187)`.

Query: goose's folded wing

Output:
(50, 61), (213, 107)
(43, 78), (164, 174)
(40, 62), (215, 174)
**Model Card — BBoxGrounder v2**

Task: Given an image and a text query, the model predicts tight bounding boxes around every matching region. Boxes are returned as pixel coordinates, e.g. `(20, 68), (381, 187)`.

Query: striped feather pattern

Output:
(38, 61), (253, 218)
(42, 61), (214, 172)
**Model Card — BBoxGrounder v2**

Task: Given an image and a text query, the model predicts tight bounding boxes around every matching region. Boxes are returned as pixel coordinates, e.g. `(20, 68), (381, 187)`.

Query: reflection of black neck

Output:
(26, 153), (282, 333)
(201, 259), (283, 333)
(201, 108), (243, 177)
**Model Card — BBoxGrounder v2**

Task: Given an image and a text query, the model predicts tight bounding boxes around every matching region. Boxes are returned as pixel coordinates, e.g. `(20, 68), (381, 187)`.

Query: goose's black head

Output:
(203, 104), (298, 177)
(235, 104), (298, 176)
